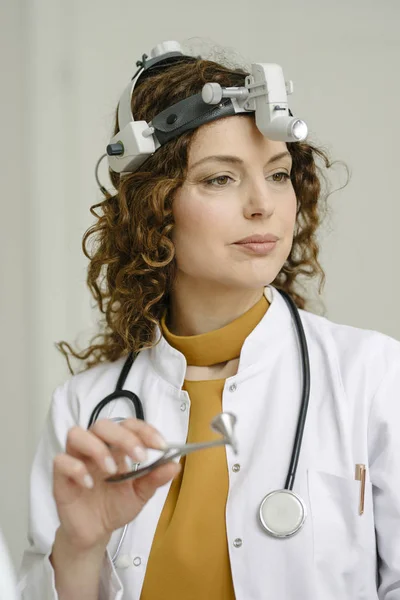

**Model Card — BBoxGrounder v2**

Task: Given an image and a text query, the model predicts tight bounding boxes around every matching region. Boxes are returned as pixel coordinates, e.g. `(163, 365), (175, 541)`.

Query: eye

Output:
(204, 175), (233, 187)
(269, 172), (291, 183)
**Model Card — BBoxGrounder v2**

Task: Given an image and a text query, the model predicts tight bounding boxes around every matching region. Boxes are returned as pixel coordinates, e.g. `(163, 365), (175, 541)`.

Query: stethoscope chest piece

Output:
(259, 489), (307, 538)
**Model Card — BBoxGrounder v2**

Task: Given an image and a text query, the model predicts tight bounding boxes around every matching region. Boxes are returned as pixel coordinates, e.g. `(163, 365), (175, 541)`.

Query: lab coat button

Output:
(180, 403), (187, 411)
(229, 383), (237, 392)
(114, 554), (131, 569)
(233, 538), (242, 548)
(232, 463), (240, 472)
(133, 556), (141, 567)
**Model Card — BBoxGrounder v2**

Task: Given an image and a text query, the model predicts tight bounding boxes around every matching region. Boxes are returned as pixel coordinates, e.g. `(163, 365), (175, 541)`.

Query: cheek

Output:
(280, 190), (298, 231)
(173, 194), (226, 245)
(172, 192), (231, 274)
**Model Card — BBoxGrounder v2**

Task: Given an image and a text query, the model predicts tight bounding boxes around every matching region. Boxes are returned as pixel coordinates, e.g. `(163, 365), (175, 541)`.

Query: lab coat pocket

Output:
(307, 469), (375, 592)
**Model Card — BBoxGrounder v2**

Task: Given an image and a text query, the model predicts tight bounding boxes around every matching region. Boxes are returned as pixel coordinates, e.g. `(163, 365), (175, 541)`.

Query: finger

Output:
(90, 419), (154, 463)
(118, 418), (167, 450)
(66, 426), (122, 476)
(112, 448), (138, 474)
(53, 454), (94, 491)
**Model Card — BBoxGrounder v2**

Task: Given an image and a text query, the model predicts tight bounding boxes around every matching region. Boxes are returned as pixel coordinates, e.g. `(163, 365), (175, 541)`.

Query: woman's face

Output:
(171, 115), (297, 292)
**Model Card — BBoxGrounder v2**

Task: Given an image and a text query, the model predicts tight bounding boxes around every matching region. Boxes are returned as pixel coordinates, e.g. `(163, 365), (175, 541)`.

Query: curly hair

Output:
(58, 57), (337, 373)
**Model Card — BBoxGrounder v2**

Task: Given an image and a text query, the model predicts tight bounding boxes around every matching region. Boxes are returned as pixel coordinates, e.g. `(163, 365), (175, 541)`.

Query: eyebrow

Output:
(189, 151), (292, 170)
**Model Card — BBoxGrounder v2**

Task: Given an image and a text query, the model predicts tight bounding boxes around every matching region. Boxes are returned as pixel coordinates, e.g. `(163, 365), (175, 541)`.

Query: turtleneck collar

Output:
(160, 294), (269, 367)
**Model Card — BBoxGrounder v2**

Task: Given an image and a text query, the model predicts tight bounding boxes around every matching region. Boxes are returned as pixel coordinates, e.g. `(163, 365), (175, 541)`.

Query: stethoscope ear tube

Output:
(279, 290), (311, 492)
(87, 352), (142, 429)
(86, 352), (142, 567)
(87, 389), (144, 429)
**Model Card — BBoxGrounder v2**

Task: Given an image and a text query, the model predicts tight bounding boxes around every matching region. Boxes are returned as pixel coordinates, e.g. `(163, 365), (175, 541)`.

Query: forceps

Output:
(105, 412), (238, 483)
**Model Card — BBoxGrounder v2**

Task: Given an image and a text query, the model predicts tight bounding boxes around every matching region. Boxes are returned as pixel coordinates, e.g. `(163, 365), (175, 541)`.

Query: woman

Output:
(19, 42), (400, 600)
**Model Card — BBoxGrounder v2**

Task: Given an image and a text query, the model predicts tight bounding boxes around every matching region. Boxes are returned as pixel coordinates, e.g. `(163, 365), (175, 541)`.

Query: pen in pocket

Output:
(355, 464), (366, 516)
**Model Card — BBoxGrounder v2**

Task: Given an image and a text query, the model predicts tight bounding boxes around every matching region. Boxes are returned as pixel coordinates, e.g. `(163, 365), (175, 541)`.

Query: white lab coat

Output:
(0, 529), (19, 600)
(19, 286), (400, 600)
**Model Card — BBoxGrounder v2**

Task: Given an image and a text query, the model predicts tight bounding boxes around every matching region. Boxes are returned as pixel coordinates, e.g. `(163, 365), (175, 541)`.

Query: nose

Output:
(243, 176), (275, 220)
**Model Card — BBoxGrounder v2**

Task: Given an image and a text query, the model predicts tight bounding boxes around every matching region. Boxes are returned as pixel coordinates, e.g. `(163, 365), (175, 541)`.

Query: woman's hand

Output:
(52, 418), (180, 553)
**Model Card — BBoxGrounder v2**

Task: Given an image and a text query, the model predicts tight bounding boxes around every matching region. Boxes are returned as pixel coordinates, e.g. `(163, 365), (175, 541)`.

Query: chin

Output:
(216, 274), (277, 291)
(235, 264), (282, 289)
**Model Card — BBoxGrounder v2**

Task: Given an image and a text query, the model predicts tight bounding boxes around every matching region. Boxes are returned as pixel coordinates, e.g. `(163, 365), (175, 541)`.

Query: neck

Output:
(167, 276), (266, 336)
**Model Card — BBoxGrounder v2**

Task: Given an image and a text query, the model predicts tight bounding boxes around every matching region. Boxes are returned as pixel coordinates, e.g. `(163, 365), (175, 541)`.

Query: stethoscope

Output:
(87, 289), (310, 564)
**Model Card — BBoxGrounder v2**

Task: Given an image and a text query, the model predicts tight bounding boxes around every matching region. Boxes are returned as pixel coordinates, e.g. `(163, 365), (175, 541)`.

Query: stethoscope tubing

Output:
(86, 289), (310, 557)
(87, 290), (310, 490)
(279, 290), (310, 491)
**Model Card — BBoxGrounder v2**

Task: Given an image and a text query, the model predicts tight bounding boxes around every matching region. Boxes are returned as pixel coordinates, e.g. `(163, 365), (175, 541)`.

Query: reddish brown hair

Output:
(58, 58), (336, 372)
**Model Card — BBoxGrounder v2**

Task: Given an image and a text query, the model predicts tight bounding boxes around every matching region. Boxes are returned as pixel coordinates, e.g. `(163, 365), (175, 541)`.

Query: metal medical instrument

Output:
(105, 412), (238, 483)
(88, 411), (237, 565)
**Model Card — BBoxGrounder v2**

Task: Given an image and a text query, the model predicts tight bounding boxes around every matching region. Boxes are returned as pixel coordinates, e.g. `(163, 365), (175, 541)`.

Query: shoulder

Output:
(299, 307), (400, 357)
(70, 356), (127, 395)
(298, 307), (400, 389)
(269, 286), (400, 367)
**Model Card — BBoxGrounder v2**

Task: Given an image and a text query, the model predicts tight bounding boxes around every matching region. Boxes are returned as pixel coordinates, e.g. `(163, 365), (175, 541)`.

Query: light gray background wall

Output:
(1, 0), (399, 569)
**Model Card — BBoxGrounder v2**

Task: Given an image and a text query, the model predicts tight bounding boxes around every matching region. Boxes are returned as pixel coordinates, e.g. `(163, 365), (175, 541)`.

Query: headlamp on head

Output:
(106, 41), (308, 175)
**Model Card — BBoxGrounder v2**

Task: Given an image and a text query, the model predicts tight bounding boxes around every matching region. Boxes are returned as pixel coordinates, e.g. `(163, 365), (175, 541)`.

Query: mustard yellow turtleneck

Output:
(140, 294), (269, 600)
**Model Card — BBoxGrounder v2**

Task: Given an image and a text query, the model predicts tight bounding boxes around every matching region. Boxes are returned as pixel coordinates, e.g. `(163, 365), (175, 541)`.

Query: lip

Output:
(233, 241), (277, 256)
(234, 234), (279, 244)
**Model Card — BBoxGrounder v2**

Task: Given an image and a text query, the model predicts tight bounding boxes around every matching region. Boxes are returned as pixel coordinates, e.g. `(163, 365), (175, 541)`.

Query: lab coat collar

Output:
(145, 285), (292, 389)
